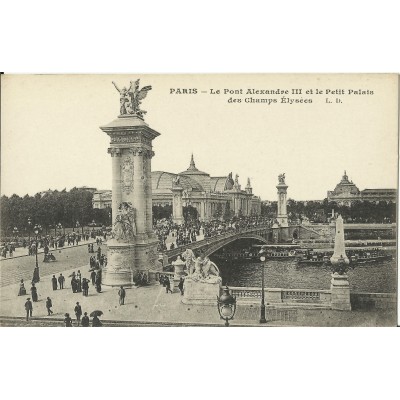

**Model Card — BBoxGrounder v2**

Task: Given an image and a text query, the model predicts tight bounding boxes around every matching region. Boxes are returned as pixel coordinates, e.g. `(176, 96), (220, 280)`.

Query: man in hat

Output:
(51, 275), (58, 291)
(58, 273), (65, 289)
(46, 297), (53, 315)
(25, 298), (33, 321)
(118, 286), (126, 305)
(74, 302), (82, 326)
(81, 312), (90, 327)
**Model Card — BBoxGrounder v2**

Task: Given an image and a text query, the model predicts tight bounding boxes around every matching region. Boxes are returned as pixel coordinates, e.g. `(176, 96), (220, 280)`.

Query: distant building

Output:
(327, 171), (396, 206)
(93, 154), (261, 221)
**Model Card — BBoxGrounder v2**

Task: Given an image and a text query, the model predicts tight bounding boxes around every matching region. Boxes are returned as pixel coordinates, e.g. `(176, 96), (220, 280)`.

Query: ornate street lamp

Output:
(33, 224), (42, 270)
(217, 286), (237, 327)
(28, 217), (32, 243)
(76, 220), (83, 235)
(13, 226), (19, 242)
(259, 248), (267, 324)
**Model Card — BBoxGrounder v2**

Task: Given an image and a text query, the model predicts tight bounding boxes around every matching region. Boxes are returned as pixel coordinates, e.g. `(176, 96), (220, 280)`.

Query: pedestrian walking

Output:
(74, 302), (82, 326)
(76, 270), (82, 292)
(81, 312), (90, 327)
(51, 275), (58, 290)
(64, 313), (73, 327)
(58, 273), (65, 289)
(25, 298), (33, 321)
(18, 279), (27, 296)
(71, 276), (77, 293)
(82, 278), (89, 296)
(178, 277), (184, 295)
(90, 270), (96, 285)
(46, 297), (53, 315)
(118, 286), (126, 305)
(165, 277), (173, 294)
(30, 283), (38, 302)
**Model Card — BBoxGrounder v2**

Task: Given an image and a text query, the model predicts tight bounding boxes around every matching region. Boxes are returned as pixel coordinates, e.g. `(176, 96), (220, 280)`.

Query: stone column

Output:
(133, 149), (146, 236)
(172, 185), (184, 225)
(108, 148), (122, 224)
(100, 112), (161, 286)
(330, 215), (349, 264)
(145, 151), (155, 234)
(330, 214), (351, 310)
(276, 179), (289, 227)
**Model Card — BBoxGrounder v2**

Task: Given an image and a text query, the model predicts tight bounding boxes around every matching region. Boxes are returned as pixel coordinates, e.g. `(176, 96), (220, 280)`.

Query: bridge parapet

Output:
(164, 224), (274, 260)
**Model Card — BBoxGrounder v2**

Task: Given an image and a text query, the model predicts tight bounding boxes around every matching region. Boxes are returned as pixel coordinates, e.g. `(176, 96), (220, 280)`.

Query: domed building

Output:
(327, 171), (396, 206)
(93, 154), (261, 222)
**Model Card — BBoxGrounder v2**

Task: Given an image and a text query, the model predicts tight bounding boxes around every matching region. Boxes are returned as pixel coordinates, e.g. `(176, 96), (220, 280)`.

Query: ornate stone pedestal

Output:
(100, 80), (162, 286)
(182, 278), (222, 305)
(102, 240), (135, 286)
(330, 273), (351, 311)
(276, 174), (289, 228)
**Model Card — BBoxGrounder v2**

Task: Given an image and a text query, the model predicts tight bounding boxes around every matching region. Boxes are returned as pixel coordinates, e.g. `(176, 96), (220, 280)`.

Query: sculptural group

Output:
(112, 79), (152, 118)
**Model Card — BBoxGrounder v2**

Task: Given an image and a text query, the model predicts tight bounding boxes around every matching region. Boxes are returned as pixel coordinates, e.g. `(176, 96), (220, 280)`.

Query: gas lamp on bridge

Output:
(217, 286), (237, 327)
(259, 248), (267, 324)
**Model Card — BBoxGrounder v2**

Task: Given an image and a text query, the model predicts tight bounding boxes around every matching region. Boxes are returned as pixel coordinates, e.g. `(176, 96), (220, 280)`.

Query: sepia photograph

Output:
(1, 73), (398, 327)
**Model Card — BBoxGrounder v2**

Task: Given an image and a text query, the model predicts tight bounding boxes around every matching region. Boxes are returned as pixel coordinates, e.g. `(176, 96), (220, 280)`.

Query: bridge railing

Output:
(229, 286), (332, 306)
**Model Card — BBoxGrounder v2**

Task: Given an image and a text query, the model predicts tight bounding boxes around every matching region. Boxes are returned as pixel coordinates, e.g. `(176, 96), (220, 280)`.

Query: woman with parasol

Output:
(90, 310), (103, 327)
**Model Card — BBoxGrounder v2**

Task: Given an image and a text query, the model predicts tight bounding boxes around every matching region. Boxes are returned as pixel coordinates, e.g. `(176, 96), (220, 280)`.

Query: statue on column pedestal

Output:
(112, 79), (152, 118)
(112, 202), (137, 241)
(278, 173), (286, 184)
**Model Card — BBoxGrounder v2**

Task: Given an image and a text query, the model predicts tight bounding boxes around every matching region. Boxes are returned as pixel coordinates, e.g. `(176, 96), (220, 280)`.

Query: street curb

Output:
(0, 315), (276, 327)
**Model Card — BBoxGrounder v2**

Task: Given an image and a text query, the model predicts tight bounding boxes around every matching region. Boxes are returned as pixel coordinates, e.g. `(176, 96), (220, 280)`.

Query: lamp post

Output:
(33, 224), (42, 270)
(28, 217), (32, 244)
(259, 249), (267, 324)
(217, 286), (237, 327)
(13, 226), (19, 243)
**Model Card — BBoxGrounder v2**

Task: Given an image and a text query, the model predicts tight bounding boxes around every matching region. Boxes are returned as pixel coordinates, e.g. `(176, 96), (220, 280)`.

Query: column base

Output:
(330, 273), (351, 311)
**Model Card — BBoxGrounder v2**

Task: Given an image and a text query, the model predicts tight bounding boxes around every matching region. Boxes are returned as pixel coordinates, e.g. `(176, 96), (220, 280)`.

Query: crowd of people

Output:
(155, 216), (271, 252)
(19, 239), (108, 326)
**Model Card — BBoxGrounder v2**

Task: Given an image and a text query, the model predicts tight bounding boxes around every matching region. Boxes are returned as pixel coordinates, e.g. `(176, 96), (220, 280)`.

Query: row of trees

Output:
(2, 189), (395, 237)
(261, 199), (396, 223)
(1, 188), (111, 237)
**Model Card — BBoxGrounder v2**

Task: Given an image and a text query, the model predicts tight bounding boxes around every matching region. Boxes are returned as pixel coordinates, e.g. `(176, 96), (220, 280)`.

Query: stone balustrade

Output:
(229, 286), (332, 306)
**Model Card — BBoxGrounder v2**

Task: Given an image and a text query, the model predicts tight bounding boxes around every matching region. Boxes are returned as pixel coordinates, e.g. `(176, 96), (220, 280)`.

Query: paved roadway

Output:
(0, 241), (102, 287)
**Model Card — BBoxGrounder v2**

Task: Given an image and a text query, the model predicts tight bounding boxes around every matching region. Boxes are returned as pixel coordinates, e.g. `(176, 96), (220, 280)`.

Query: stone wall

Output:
(350, 292), (397, 310)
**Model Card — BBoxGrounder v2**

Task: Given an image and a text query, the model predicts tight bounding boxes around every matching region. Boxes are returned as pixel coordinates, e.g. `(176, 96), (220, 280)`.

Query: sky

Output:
(1, 74), (398, 201)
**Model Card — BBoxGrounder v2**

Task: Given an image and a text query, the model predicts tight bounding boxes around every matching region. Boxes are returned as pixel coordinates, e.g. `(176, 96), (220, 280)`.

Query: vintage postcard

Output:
(0, 74), (398, 327)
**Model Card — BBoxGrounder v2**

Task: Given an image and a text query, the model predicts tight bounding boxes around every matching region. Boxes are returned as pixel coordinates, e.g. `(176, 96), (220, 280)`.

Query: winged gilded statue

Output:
(112, 79), (152, 118)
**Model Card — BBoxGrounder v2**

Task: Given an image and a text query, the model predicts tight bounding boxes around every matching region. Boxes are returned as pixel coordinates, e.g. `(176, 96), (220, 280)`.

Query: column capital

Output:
(129, 149), (154, 158)
(108, 148), (122, 157)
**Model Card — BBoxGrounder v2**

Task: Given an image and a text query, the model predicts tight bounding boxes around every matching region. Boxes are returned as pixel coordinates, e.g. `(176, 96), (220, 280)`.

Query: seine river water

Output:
(211, 250), (397, 293)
